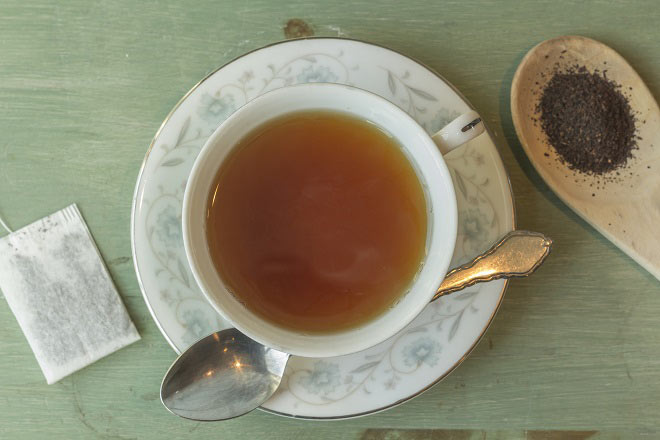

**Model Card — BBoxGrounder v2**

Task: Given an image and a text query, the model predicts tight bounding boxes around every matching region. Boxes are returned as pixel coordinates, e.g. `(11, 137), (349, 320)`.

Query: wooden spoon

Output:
(511, 35), (660, 280)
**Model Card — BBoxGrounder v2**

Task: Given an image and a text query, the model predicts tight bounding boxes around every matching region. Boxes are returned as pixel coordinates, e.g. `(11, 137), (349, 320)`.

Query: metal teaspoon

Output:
(161, 230), (551, 421)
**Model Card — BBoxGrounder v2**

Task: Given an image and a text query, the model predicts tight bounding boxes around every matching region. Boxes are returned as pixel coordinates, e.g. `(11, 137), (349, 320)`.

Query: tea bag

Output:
(0, 204), (140, 384)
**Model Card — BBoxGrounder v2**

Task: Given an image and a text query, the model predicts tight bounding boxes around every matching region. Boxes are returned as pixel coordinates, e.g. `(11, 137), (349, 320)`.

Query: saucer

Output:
(131, 37), (514, 419)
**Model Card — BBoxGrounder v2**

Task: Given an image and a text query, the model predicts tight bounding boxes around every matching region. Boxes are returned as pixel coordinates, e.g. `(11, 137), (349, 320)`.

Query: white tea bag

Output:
(0, 204), (140, 384)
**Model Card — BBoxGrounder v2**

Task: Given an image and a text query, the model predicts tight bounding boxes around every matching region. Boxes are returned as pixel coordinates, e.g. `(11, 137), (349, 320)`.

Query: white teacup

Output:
(183, 83), (484, 358)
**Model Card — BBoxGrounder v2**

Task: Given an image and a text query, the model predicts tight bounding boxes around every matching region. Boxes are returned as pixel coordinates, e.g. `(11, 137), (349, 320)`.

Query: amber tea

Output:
(205, 110), (427, 333)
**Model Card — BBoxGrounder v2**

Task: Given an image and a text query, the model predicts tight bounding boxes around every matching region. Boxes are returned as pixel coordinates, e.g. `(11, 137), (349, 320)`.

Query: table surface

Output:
(1, 1), (659, 438)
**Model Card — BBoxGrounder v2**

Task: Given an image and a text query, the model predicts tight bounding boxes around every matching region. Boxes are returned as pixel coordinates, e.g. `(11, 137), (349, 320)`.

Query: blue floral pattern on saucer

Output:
(131, 38), (514, 419)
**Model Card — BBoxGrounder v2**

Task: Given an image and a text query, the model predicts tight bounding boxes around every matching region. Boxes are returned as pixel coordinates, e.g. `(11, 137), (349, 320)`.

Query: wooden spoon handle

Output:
(432, 230), (552, 301)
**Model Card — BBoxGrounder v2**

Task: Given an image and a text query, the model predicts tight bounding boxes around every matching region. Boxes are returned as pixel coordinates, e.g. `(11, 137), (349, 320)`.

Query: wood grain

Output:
(1, 0), (659, 438)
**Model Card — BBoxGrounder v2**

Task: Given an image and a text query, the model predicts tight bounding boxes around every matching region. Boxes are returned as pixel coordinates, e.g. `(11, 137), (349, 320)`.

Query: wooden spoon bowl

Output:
(511, 35), (660, 280)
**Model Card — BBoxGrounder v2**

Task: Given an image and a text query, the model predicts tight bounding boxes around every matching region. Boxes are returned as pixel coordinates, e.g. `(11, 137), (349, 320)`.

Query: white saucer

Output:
(131, 38), (514, 419)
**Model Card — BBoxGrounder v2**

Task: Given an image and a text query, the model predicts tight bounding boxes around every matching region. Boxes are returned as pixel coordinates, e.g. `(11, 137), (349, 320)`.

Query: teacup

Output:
(183, 83), (484, 358)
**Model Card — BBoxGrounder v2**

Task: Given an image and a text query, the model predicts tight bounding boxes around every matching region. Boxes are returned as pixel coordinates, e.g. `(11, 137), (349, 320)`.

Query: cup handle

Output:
(431, 110), (484, 155)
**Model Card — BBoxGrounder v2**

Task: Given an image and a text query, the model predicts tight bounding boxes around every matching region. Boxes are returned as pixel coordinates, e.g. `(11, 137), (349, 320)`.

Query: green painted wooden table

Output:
(1, 1), (659, 438)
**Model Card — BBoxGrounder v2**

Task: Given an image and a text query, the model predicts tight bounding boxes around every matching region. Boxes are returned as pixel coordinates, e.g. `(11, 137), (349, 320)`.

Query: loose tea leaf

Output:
(537, 66), (637, 175)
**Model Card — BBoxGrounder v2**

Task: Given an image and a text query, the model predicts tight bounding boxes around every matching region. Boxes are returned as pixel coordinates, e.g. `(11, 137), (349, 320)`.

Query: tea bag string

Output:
(0, 212), (12, 234)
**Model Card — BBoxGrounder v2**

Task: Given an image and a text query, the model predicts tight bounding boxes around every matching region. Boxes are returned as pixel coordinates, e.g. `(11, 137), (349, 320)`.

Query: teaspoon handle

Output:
(432, 230), (552, 302)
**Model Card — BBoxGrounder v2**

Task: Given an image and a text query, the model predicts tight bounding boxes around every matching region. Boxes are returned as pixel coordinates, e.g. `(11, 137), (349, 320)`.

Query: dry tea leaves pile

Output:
(534, 64), (639, 176)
